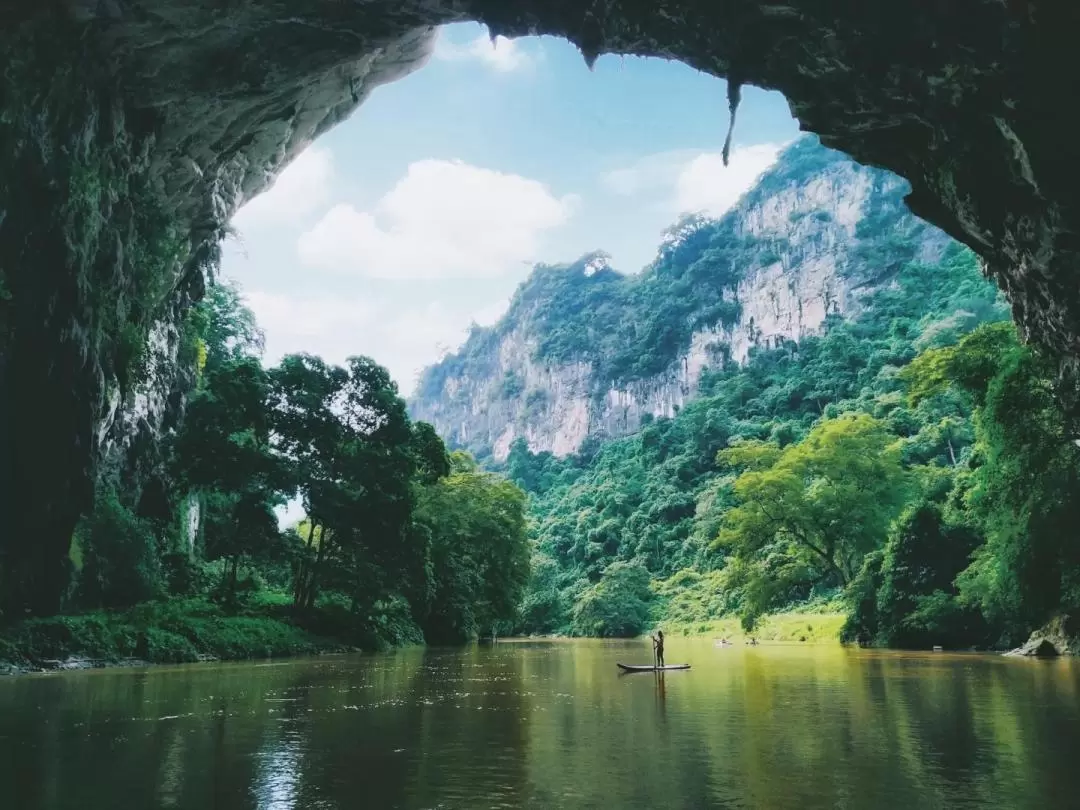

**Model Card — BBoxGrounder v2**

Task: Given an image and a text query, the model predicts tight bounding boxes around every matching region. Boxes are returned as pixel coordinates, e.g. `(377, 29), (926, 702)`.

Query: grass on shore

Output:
(652, 568), (847, 643)
(659, 611), (847, 643)
(0, 591), (425, 671)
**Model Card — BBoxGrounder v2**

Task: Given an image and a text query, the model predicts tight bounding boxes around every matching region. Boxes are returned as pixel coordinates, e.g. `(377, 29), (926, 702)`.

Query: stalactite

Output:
(723, 79), (743, 168)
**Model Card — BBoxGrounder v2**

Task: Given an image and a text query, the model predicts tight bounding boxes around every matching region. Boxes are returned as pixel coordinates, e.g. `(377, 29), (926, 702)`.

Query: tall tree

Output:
(270, 354), (419, 612)
(714, 414), (909, 626)
(171, 280), (286, 600)
(412, 452), (530, 642)
(199, 282), (265, 372)
(906, 323), (1080, 637)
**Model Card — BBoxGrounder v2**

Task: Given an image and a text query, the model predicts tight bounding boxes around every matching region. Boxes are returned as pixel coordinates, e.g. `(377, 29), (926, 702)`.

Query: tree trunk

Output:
(293, 522), (319, 607)
(305, 537), (331, 610)
(219, 556), (232, 594)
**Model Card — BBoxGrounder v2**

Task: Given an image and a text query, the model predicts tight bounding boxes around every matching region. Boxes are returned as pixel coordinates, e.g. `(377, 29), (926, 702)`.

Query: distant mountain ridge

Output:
(408, 137), (952, 461)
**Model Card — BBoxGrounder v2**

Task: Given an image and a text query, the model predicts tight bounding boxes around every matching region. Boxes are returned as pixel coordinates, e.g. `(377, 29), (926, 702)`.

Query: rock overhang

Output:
(8, 1), (1071, 355)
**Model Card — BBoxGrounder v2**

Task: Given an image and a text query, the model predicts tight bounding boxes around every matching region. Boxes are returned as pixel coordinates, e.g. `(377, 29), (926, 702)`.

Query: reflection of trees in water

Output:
(522, 640), (714, 810)
(848, 654), (1065, 808)
(895, 658), (986, 784)
(2, 648), (1080, 809)
(0, 665), (279, 808)
(576, 646), (1080, 810)
(249, 644), (533, 809)
(818, 653), (1072, 809)
(0, 649), (523, 810)
(0, 656), (428, 809)
(253, 648), (428, 809)
(400, 644), (532, 808)
(718, 651), (994, 808)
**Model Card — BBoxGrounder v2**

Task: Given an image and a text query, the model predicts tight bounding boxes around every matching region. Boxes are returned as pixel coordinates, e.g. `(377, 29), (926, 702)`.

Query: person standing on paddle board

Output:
(652, 630), (665, 667)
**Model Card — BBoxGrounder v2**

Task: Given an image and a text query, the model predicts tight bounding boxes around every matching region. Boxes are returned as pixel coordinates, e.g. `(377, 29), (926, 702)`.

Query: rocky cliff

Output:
(410, 138), (951, 460)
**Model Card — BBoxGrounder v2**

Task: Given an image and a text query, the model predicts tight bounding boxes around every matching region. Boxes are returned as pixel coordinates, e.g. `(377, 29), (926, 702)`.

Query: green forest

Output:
(507, 233), (1080, 651)
(0, 284), (530, 668)
(5, 135), (1079, 669)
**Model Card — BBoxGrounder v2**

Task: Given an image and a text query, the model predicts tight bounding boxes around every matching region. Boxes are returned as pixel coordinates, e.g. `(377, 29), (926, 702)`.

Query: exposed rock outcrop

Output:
(1007, 638), (1059, 658)
(410, 139), (951, 459)
(1, 0), (1077, 612)
(1006, 615), (1080, 657)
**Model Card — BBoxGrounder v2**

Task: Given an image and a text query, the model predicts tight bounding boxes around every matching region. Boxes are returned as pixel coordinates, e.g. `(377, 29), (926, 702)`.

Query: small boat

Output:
(616, 663), (691, 672)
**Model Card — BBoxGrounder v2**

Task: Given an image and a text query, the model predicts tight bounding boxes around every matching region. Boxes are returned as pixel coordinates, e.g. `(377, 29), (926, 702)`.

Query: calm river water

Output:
(1, 639), (1079, 809)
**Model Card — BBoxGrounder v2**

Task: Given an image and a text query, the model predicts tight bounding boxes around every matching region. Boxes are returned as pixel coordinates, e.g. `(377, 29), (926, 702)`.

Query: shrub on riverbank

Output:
(653, 568), (845, 640)
(0, 592), (425, 670)
(660, 611), (847, 643)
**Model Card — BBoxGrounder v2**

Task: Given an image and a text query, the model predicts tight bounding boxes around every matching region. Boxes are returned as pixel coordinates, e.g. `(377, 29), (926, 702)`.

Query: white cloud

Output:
(434, 31), (533, 73)
(602, 143), (783, 218)
(297, 159), (576, 280)
(674, 144), (782, 217)
(232, 146), (334, 230)
(243, 290), (374, 349)
(601, 149), (700, 197)
(243, 289), (501, 397)
(472, 297), (510, 327)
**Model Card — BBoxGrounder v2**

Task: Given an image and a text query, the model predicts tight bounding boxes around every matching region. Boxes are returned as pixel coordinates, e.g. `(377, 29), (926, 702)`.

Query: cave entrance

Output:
(1, 2), (1065, 616)
(223, 23), (798, 403)
(223, 22), (798, 527)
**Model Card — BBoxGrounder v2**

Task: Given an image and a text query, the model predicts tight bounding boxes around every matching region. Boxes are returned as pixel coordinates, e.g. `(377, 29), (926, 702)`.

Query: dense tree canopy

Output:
(413, 452), (531, 642)
(903, 324), (1080, 639)
(4, 280), (531, 654)
(714, 414), (908, 626)
(508, 238), (1044, 646)
(6, 136), (1076, 661)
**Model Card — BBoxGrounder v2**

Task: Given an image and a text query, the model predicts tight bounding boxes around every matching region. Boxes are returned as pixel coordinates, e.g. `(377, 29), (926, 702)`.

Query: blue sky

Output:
(223, 23), (799, 397)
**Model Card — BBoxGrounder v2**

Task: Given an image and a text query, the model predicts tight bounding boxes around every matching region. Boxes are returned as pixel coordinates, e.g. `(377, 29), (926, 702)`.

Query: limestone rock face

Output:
(409, 139), (951, 459)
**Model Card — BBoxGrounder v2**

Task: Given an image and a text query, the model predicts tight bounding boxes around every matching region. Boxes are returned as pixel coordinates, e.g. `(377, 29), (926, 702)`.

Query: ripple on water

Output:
(2, 641), (1080, 810)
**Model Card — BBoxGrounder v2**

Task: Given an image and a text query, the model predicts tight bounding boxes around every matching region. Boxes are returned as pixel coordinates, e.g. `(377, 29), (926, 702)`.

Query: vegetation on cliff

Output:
(413, 138), (939, 461)
(1, 283), (531, 669)
(506, 224), (1078, 649)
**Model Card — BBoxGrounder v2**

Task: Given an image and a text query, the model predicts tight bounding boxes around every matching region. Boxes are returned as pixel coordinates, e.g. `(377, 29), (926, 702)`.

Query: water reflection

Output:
(252, 733), (302, 810)
(0, 642), (1079, 809)
(656, 670), (666, 717)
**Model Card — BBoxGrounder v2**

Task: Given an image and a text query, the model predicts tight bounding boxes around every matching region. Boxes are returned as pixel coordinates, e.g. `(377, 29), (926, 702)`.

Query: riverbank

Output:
(650, 570), (846, 643)
(0, 594), (424, 675)
(659, 611), (847, 644)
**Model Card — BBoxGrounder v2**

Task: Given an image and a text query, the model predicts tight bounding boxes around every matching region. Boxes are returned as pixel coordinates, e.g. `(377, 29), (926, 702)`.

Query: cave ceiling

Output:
(5, 2), (1075, 358)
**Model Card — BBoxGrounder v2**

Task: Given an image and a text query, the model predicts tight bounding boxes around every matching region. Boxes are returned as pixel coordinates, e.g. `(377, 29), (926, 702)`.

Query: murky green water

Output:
(1, 639), (1078, 809)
